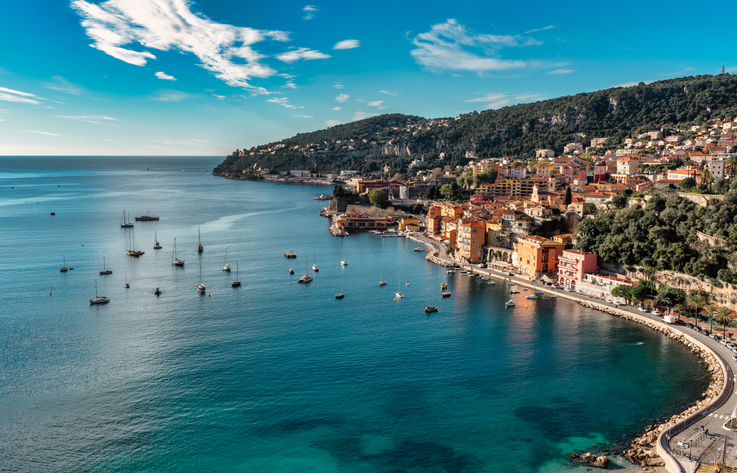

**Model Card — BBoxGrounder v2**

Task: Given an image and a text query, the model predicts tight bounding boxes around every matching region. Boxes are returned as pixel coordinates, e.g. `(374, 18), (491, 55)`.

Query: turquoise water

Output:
(0, 157), (709, 472)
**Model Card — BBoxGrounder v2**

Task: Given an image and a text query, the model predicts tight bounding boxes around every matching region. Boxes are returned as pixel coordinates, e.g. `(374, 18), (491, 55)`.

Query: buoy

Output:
(50, 212), (55, 215)
(208, 293), (211, 297)
(49, 292), (52, 296)
(525, 304), (528, 308)
(394, 298), (396, 302)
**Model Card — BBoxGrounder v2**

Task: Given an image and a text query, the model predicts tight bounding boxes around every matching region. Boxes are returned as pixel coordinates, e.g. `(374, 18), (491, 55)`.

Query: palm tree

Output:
(716, 307), (734, 340)
(688, 293), (707, 329)
(700, 167), (714, 193)
(728, 155), (737, 178)
(703, 305), (719, 334)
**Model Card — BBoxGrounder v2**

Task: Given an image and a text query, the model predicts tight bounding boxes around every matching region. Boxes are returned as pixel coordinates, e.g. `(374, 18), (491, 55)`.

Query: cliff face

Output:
(214, 74), (737, 176)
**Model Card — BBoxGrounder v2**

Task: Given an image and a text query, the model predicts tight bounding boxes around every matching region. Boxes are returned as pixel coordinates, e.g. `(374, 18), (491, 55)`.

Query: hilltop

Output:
(214, 74), (737, 179)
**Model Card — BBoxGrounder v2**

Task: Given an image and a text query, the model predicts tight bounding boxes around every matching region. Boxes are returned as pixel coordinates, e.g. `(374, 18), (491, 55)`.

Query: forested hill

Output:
(214, 74), (737, 178)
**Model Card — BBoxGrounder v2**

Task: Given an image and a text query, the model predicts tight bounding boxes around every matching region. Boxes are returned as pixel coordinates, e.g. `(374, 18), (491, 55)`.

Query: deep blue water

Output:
(0, 157), (710, 472)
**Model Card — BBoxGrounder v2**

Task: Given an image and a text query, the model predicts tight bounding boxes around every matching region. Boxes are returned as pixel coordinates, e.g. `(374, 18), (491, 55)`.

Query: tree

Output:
(700, 167), (714, 193)
(703, 305), (719, 334)
(630, 282), (649, 305)
(440, 184), (455, 200)
(611, 195), (627, 209)
(622, 188), (634, 198)
(333, 185), (346, 197)
(612, 285), (631, 304)
(716, 306), (734, 339)
(368, 189), (388, 208)
(584, 203), (597, 215)
(687, 292), (707, 328)
(563, 187), (572, 205)
(679, 177), (696, 191)
(475, 169), (498, 186)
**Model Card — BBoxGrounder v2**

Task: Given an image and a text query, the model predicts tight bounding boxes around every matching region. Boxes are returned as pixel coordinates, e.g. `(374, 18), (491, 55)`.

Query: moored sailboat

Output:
(120, 210), (134, 228)
(60, 255), (69, 273)
(89, 279), (109, 305)
(172, 237), (185, 266)
(197, 259), (206, 294)
(154, 231), (162, 249)
(312, 250), (319, 272)
(197, 227), (204, 253)
(298, 256), (313, 283)
(126, 228), (145, 256)
(232, 262), (241, 287)
(99, 256), (112, 275)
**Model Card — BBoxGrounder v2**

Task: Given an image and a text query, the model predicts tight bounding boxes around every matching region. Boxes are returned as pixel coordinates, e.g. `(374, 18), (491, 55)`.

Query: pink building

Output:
(557, 250), (598, 290)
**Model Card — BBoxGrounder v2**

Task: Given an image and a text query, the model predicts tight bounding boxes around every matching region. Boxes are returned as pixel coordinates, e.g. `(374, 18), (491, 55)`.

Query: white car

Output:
(732, 355), (737, 362)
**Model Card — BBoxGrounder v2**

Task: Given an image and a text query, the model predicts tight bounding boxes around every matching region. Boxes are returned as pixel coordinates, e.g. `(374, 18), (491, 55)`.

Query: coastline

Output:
(407, 232), (727, 472)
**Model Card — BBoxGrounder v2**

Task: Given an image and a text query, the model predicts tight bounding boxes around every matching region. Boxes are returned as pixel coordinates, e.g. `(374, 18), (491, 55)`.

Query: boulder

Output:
(595, 455), (609, 469)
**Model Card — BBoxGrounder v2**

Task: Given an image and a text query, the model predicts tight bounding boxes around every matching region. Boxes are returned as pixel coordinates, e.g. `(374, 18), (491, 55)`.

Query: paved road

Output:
(405, 232), (737, 473)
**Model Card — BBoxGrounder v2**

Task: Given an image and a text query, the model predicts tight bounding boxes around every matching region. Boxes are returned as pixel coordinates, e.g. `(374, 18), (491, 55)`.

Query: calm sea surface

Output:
(0, 157), (710, 472)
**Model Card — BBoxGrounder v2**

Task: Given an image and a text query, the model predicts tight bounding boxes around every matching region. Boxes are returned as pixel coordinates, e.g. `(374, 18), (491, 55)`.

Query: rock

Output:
(570, 453), (579, 459)
(582, 452), (595, 463)
(595, 455), (609, 468)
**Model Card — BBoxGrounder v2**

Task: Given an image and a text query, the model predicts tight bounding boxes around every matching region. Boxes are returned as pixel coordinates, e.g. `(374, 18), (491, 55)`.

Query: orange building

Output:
(516, 235), (566, 279)
(456, 217), (485, 263)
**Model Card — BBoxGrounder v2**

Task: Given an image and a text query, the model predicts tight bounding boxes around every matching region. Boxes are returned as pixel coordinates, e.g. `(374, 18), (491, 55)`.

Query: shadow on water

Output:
(254, 414), (344, 436)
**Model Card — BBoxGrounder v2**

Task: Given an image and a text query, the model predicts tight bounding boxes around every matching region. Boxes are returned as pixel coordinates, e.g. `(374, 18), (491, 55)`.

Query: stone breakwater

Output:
(576, 301), (724, 470)
(425, 251), (459, 268)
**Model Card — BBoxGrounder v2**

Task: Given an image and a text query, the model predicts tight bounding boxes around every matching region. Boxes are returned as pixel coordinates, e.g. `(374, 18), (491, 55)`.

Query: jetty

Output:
(284, 251), (297, 258)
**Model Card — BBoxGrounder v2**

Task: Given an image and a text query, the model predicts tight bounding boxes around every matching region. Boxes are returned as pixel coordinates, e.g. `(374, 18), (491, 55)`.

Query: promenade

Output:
(405, 231), (737, 473)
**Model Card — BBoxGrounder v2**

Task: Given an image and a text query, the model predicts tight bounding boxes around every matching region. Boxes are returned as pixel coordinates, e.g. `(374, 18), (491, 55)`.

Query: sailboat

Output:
(379, 269), (386, 286)
(154, 231), (162, 249)
(335, 275), (344, 299)
(298, 256), (313, 283)
(340, 249), (347, 266)
(223, 250), (231, 272)
(197, 227), (204, 253)
(232, 262), (241, 287)
(126, 228), (145, 256)
(197, 259), (206, 294)
(60, 255), (69, 273)
(120, 210), (134, 228)
(395, 280), (404, 299)
(172, 237), (185, 266)
(89, 279), (110, 304)
(312, 251), (319, 272)
(289, 261), (294, 275)
(124, 271), (130, 288)
(99, 256), (112, 275)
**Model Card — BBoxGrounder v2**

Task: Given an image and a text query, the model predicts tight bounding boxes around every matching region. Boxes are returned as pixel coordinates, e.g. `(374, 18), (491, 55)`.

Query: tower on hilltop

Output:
(721, 61), (726, 74)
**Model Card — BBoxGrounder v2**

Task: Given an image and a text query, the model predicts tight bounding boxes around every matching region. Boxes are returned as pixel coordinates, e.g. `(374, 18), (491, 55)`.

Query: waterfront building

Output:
(456, 217), (485, 263)
(336, 213), (393, 231)
(399, 217), (419, 231)
(557, 250), (597, 291)
(516, 235), (566, 279)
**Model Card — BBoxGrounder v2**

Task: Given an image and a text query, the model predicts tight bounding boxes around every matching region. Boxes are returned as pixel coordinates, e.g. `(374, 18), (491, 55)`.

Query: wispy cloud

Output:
(465, 92), (544, 110)
(276, 48), (330, 63)
(267, 96), (304, 109)
(410, 19), (544, 73)
(155, 71), (177, 81)
(367, 100), (383, 107)
(21, 130), (60, 136)
(547, 68), (575, 75)
(332, 106), (340, 110)
(212, 94), (225, 100)
(302, 5), (317, 20)
(57, 114), (118, 125)
(152, 90), (189, 102)
(659, 67), (695, 77)
(353, 110), (378, 121)
(335, 93), (349, 102)
(43, 76), (83, 95)
(0, 86), (41, 105)
(379, 89), (400, 96)
(72, 0), (293, 90)
(333, 39), (360, 50)
(325, 120), (343, 126)
(292, 114), (313, 118)
(525, 25), (554, 34)
(333, 82), (344, 89)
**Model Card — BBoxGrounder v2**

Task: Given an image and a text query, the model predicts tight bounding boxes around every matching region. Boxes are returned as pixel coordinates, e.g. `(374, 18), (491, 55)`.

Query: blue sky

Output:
(0, 0), (735, 156)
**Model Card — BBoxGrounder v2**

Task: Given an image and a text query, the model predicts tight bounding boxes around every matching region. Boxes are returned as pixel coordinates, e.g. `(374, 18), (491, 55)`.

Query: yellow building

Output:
(516, 235), (566, 279)
(485, 219), (502, 246)
(398, 217), (419, 231)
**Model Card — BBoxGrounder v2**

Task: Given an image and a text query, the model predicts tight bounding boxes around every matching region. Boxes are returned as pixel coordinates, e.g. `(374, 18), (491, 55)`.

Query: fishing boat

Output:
(89, 279), (109, 305)
(154, 288), (162, 296)
(424, 306), (438, 313)
(312, 251), (319, 272)
(223, 250), (231, 272)
(171, 237), (185, 266)
(196, 227), (204, 253)
(120, 210), (134, 228)
(413, 247), (425, 252)
(232, 262), (241, 287)
(99, 256), (112, 275)
(395, 280), (404, 299)
(505, 300), (515, 307)
(60, 255), (69, 273)
(442, 292), (451, 298)
(154, 231), (162, 249)
(335, 276), (344, 299)
(441, 282), (447, 290)
(525, 294), (538, 300)
(197, 259), (206, 294)
(135, 211), (159, 221)
(124, 271), (130, 288)
(298, 256), (313, 283)
(126, 229), (145, 257)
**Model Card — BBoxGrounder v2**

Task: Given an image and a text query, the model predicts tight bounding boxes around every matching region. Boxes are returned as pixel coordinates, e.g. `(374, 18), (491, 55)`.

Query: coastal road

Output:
(405, 232), (737, 473)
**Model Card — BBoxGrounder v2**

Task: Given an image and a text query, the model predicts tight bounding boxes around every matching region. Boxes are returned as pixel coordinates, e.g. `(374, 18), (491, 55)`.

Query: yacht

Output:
(89, 279), (109, 305)
(120, 210), (134, 228)
(154, 231), (162, 249)
(424, 306), (438, 313)
(505, 300), (515, 307)
(298, 256), (313, 283)
(60, 255), (69, 273)
(223, 250), (231, 272)
(99, 256), (112, 275)
(232, 262), (241, 287)
(196, 227), (204, 253)
(171, 237), (185, 266)
(312, 251), (319, 272)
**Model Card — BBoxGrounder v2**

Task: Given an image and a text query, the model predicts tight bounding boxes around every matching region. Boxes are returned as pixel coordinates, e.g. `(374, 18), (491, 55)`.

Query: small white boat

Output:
(525, 295), (538, 300)
(89, 279), (109, 305)
(154, 231), (162, 249)
(223, 250), (231, 272)
(505, 300), (515, 307)
(197, 259), (206, 294)
(395, 292), (404, 299)
(312, 251), (319, 272)
(341, 260), (347, 266)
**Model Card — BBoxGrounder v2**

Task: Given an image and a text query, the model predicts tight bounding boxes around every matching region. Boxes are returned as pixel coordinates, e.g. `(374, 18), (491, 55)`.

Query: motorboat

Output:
(442, 292), (451, 298)
(441, 282), (447, 290)
(135, 211), (159, 221)
(223, 250), (231, 272)
(413, 247), (425, 252)
(155, 288), (162, 296)
(425, 306), (438, 313)
(509, 290), (520, 294)
(505, 300), (515, 307)
(446, 269), (455, 274)
(89, 279), (109, 305)
(525, 294), (538, 300)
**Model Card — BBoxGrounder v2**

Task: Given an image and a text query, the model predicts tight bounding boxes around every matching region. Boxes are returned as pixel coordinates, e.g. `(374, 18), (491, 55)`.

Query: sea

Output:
(0, 156), (710, 473)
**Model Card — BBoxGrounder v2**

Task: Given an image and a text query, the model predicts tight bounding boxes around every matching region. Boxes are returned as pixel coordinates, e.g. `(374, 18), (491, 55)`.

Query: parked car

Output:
(732, 355), (737, 362)
(710, 333), (719, 339)
(685, 323), (694, 329)
(477, 263), (486, 268)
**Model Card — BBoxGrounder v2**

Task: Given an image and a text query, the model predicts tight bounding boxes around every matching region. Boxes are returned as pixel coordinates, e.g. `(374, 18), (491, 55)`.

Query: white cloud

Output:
(43, 76), (84, 95)
(325, 120), (343, 126)
(155, 71), (177, 80)
(302, 5), (317, 20)
(276, 48), (330, 63)
(152, 90), (189, 102)
(335, 93), (349, 102)
(292, 114), (313, 118)
(332, 106), (340, 111)
(379, 89), (399, 96)
(410, 18), (543, 73)
(57, 114), (118, 125)
(353, 110), (378, 121)
(21, 130), (61, 136)
(525, 25), (554, 34)
(465, 92), (544, 110)
(659, 67), (695, 77)
(72, 0), (292, 90)
(333, 39), (360, 50)
(267, 96), (304, 109)
(284, 82), (297, 89)
(367, 100), (383, 107)
(212, 94), (225, 99)
(0, 87), (42, 104)
(333, 82), (344, 89)
(547, 68), (575, 75)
